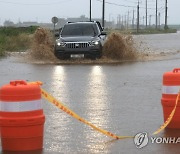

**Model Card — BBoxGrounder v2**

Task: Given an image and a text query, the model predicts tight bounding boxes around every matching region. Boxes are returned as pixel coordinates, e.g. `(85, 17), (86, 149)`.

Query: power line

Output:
(121, 0), (139, 4)
(96, 0), (157, 10)
(96, 0), (136, 8)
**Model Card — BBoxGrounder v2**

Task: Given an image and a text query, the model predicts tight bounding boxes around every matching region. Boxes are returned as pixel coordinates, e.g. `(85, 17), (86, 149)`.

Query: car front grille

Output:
(65, 42), (90, 49)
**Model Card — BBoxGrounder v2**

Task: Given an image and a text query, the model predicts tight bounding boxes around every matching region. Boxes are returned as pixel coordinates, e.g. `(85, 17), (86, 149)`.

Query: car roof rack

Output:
(66, 21), (100, 23)
(65, 21), (103, 31)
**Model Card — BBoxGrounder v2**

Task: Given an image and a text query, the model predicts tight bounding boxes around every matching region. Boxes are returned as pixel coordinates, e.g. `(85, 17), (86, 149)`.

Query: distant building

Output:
(55, 16), (108, 29)
(4, 20), (15, 27)
(67, 15), (89, 22)
(3, 20), (54, 29)
(3, 15), (113, 30)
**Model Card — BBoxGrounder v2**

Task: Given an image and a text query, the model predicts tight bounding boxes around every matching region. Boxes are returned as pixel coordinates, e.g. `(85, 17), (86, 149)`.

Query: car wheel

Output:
(89, 55), (97, 60)
(59, 55), (70, 60)
(55, 53), (70, 60)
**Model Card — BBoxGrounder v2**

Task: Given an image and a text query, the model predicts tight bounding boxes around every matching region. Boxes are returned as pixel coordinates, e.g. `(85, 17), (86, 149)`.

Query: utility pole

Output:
(102, 0), (105, 28)
(125, 14), (127, 30)
(119, 15), (121, 29)
(127, 10), (129, 30)
(165, 0), (168, 29)
(159, 12), (161, 29)
(132, 9), (135, 29)
(137, 0), (140, 33)
(156, 0), (158, 29)
(90, 0), (92, 21)
(143, 16), (144, 26)
(146, 0), (147, 28)
(118, 15), (121, 29)
(117, 16), (119, 29)
(149, 15), (151, 27)
(122, 16), (124, 29)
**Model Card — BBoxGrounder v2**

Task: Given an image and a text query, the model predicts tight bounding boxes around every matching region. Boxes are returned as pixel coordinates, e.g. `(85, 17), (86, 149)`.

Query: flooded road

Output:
(0, 33), (180, 154)
(135, 31), (180, 53)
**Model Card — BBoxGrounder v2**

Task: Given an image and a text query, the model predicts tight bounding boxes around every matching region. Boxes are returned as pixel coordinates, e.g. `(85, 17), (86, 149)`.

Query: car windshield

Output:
(61, 24), (97, 36)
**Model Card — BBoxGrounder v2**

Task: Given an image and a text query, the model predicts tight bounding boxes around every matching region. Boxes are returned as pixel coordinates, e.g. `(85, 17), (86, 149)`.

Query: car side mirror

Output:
(101, 31), (107, 35)
(55, 32), (59, 38)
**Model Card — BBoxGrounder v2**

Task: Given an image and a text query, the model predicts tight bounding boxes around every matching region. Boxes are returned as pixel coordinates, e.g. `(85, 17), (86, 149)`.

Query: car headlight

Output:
(56, 42), (65, 47)
(91, 41), (100, 46)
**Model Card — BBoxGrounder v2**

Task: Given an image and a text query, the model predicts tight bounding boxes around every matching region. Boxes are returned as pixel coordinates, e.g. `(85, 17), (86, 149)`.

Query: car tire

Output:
(90, 55), (96, 60)
(55, 53), (70, 60)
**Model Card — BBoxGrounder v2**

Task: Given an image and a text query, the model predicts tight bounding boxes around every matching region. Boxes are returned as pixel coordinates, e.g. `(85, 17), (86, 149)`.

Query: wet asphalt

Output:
(0, 33), (180, 154)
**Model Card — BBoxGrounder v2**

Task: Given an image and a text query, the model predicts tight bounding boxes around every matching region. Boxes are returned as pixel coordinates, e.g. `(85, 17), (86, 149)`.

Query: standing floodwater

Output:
(0, 33), (180, 154)
(134, 31), (180, 53)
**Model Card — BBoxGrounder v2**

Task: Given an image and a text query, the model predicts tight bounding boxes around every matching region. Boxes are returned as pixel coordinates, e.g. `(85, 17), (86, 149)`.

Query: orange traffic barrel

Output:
(0, 80), (45, 151)
(162, 68), (180, 128)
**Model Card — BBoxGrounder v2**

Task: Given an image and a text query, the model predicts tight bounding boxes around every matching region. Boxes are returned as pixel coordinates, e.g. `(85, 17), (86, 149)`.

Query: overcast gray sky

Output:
(0, 0), (179, 25)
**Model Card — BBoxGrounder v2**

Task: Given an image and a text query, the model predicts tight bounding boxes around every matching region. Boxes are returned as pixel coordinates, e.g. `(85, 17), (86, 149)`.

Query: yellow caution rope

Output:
(29, 82), (180, 138)
(41, 88), (133, 139)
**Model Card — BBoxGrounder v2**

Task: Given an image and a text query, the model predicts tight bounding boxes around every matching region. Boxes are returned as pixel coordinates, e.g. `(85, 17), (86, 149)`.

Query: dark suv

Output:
(54, 21), (106, 59)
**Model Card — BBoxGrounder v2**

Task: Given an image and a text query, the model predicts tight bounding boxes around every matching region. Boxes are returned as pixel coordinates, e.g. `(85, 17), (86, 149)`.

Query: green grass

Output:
(0, 34), (7, 56)
(0, 26), (37, 36)
(0, 26), (38, 56)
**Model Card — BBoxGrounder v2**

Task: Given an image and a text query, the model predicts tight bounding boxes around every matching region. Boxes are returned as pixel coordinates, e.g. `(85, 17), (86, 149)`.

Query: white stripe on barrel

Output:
(162, 86), (180, 94)
(0, 99), (42, 112)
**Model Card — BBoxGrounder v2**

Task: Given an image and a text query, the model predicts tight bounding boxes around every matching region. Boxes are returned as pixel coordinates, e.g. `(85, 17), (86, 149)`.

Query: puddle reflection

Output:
(45, 66), (72, 152)
(85, 66), (111, 153)
(51, 66), (69, 102)
(86, 66), (108, 125)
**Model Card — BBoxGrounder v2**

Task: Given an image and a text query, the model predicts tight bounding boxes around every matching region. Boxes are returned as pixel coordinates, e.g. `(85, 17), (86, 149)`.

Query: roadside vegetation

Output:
(0, 26), (37, 56)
